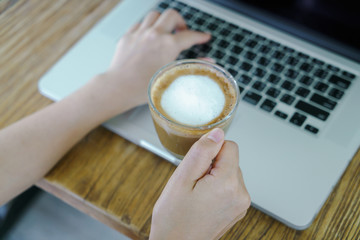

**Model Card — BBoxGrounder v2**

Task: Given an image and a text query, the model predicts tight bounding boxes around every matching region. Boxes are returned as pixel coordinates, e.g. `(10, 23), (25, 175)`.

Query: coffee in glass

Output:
(148, 59), (239, 159)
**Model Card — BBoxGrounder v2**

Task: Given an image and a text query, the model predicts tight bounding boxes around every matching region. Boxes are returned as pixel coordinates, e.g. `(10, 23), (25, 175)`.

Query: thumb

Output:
(174, 128), (225, 187)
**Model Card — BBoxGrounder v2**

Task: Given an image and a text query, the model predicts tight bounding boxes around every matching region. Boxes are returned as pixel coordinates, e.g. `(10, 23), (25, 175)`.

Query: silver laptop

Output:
(38, 0), (360, 230)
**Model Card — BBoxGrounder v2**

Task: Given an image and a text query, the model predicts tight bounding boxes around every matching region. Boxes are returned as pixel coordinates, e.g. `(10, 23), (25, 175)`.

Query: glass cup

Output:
(148, 59), (240, 159)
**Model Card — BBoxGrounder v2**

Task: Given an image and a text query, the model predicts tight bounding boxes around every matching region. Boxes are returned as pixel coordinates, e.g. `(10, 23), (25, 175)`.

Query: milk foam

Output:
(160, 75), (225, 126)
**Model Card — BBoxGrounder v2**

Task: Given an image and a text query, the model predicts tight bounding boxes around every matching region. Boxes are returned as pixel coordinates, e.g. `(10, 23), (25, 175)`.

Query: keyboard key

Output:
(281, 80), (296, 91)
(290, 112), (307, 127)
(240, 61), (252, 71)
(213, 50), (225, 59)
(257, 56), (271, 67)
(271, 63), (284, 73)
(231, 45), (243, 54)
(284, 68), (299, 79)
(214, 18), (225, 25)
(311, 58), (324, 66)
(274, 110), (288, 119)
(242, 28), (252, 35)
(244, 50), (257, 60)
(285, 56), (299, 66)
(253, 67), (266, 77)
(314, 81), (329, 92)
(328, 88), (344, 100)
(295, 86), (310, 98)
(268, 40), (280, 47)
(228, 68), (238, 77)
(158, 2), (169, 9)
(341, 70), (356, 80)
(245, 39), (258, 48)
(220, 28), (231, 36)
(218, 39), (230, 48)
(197, 43), (212, 53)
(310, 93), (337, 110)
(194, 17), (205, 25)
(237, 74), (252, 85)
(267, 74), (281, 84)
(260, 99), (277, 112)
(283, 46), (295, 53)
(229, 23), (239, 30)
(258, 44), (271, 54)
(243, 91), (262, 105)
(266, 87), (281, 98)
(314, 68), (328, 79)
(183, 12), (194, 20)
(328, 74), (351, 89)
(272, 50), (285, 60)
(326, 64), (340, 72)
(305, 124), (319, 134)
(254, 34), (266, 41)
(280, 93), (295, 105)
(297, 52), (310, 60)
(299, 75), (314, 86)
(226, 56), (238, 65)
(233, 33), (245, 42)
(207, 23), (218, 30)
(252, 81), (266, 92)
(300, 62), (313, 72)
(295, 100), (330, 121)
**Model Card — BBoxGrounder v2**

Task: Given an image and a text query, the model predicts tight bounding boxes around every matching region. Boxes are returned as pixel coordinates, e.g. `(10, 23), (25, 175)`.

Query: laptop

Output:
(38, 0), (360, 230)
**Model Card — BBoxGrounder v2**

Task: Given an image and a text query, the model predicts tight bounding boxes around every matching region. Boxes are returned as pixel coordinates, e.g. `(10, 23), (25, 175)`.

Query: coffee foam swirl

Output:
(161, 75), (225, 126)
(151, 62), (237, 131)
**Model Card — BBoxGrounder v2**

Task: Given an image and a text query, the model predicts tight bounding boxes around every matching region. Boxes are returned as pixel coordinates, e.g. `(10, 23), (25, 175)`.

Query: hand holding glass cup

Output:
(148, 59), (240, 159)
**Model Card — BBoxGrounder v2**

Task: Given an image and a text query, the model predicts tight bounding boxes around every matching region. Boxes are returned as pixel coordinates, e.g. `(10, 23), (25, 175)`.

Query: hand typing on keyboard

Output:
(105, 9), (211, 116)
(157, 0), (356, 136)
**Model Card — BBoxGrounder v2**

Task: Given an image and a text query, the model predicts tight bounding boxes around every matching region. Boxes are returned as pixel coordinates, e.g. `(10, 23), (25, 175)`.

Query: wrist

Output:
(76, 72), (137, 122)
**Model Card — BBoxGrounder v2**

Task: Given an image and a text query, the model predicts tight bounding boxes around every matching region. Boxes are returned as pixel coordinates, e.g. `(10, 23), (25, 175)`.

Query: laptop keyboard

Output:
(154, 0), (357, 135)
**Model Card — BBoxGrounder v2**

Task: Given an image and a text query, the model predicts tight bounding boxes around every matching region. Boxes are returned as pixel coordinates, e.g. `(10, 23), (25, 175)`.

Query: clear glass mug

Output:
(148, 59), (240, 159)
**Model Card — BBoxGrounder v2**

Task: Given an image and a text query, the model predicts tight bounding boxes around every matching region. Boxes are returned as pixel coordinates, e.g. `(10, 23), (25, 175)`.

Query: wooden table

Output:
(1, 1), (359, 239)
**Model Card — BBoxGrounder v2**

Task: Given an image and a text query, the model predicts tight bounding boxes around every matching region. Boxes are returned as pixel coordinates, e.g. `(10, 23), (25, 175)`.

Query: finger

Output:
(211, 141), (239, 175)
(173, 30), (211, 51)
(139, 11), (161, 30)
(174, 128), (225, 187)
(126, 22), (141, 34)
(153, 9), (187, 33)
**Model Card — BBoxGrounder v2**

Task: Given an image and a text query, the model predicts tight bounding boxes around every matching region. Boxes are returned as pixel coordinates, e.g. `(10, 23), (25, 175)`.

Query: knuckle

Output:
(145, 28), (160, 40)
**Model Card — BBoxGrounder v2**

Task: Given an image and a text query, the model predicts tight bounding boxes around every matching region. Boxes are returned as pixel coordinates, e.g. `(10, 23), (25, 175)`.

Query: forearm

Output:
(0, 74), (133, 205)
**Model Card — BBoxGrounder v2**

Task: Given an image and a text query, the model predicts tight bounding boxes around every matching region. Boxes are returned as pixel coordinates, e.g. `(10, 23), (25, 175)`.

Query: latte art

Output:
(161, 75), (225, 126)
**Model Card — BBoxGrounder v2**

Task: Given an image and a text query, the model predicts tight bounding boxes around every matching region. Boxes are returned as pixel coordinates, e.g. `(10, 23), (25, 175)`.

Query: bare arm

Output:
(0, 9), (210, 205)
(0, 75), (128, 205)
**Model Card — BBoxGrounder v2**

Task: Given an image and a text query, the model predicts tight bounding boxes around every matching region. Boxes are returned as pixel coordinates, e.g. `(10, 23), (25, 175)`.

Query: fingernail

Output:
(207, 128), (223, 143)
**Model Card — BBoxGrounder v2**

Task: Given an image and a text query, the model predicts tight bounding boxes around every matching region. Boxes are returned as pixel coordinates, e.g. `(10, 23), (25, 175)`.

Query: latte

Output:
(148, 60), (239, 159)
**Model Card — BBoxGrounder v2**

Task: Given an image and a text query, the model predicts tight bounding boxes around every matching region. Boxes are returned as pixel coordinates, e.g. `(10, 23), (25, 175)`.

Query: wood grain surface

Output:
(1, 1), (359, 239)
